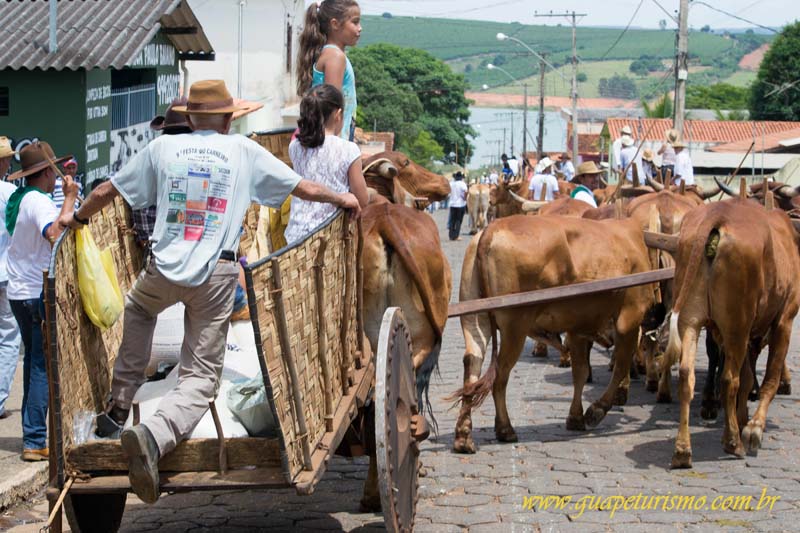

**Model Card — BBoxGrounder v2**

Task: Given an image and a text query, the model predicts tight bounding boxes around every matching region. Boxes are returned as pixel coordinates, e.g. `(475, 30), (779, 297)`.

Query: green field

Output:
(723, 70), (758, 87)
(360, 15), (771, 95)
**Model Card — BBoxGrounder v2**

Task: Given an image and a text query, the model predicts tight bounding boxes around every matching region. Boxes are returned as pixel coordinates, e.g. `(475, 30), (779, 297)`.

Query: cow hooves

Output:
(777, 382), (792, 395)
(613, 387), (629, 406)
(583, 404), (606, 429)
(671, 447), (693, 469)
(646, 380), (658, 393)
(452, 436), (477, 454)
(359, 494), (382, 513)
(742, 424), (763, 456)
(656, 391), (672, 404)
(723, 438), (746, 459)
(566, 414), (586, 431)
(748, 390), (759, 402)
(532, 344), (548, 358)
(700, 404), (718, 420)
(495, 426), (518, 443)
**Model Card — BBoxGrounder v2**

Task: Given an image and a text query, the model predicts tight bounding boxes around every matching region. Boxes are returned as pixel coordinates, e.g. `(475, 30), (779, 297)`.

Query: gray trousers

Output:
(111, 259), (239, 456)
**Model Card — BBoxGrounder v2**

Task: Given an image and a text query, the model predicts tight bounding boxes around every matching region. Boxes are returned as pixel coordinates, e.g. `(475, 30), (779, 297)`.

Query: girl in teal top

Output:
(297, 0), (361, 141)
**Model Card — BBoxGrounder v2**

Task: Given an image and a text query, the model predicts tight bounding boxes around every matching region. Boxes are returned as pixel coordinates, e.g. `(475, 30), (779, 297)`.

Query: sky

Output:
(356, 0), (800, 31)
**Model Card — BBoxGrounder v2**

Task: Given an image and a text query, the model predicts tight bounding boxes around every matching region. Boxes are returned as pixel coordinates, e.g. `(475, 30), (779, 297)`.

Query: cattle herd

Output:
(357, 152), (800, 473)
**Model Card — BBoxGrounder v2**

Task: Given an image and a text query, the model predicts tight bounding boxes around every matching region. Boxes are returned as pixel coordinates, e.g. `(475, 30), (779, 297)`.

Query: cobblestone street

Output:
(5, 208), (800, 532)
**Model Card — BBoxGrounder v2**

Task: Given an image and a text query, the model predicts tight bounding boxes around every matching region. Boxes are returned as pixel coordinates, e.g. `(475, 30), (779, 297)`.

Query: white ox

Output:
(467, 184), (490, 234)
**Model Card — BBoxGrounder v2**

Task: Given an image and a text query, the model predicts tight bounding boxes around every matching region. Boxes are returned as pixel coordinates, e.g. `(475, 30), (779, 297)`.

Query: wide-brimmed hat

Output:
(574, 161), (603, 177)
(561, 152), (571, 160)
(621, 125), (633, 136)
(151, 97), (193, 132)
(621, 135), (634, 147)
(173, 80), (245, 115)
(665, 128), (679, 143)
(6, 141), (72, 181)
(642, 148), (655, 162)
(537, 157), (555, 172)
(672, 139), (687, 149)
(0, 137), (15, 159)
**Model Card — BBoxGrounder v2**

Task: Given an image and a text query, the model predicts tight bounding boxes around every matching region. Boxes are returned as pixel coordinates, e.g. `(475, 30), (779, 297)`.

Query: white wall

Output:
(187, 0), (305, 132)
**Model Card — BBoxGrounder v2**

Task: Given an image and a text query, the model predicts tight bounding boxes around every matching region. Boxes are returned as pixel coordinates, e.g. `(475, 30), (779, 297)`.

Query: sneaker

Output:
(21, 448), (48, 461)
(120, 425), (160, 504)
(95, 403), (130, 439)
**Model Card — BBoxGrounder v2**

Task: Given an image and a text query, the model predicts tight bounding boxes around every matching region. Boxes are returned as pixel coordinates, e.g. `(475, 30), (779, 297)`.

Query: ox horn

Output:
(699, 182), (721, 199)
(377, 161), (398, 179)
(645, 176), (665, 192)
(599, 176), (608, 187)
(521, 200), (548, 213)
(713, 176), (741, 198)
(508, 190), (529, 204)
(775, 184), (800, 198)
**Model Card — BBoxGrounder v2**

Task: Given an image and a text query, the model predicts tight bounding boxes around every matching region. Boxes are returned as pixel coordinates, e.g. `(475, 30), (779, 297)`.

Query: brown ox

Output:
(452, 216), (656, 453)
(467, 183), (490, 234)
(489, 179), (527, 219)
(716, 177), (800, 215)
(666, 199), (800, 468)
(360, 202), (452, 505)
(363, 151), (451, 208)
(645, 177), (721, 206)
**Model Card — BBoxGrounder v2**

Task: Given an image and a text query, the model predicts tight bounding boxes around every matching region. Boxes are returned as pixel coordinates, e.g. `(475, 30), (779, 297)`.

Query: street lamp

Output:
(485, 63), (526, 159)
(497, 32), (578, 162)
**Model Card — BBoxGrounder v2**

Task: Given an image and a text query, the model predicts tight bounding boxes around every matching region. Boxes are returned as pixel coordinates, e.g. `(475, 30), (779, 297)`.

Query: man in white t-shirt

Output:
(507, 156), (519, 178)
(619, 135), (642, 183)
(672, 140), (695, 187)
(612, 124), (633, 177)
(447, 171), (469, 240)
(488, 170), (499, 185)
(0, 138), (20, 421)
(6, 141), (79, 462)
(528, 157), (560, 202)
(62, 80), (360, 504)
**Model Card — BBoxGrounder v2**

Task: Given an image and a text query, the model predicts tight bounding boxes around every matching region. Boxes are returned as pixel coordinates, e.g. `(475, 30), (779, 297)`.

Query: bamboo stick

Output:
(313, 238), (334, 432)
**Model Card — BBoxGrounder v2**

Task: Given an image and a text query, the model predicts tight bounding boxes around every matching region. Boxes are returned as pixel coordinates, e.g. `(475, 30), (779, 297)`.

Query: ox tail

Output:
(376, 209), (447, 428)
(448, 229), (499, 411)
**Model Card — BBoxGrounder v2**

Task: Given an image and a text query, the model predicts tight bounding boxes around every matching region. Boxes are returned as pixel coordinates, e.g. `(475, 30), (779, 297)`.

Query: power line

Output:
(690, 1), (779, 33)
(599, 0), (645, 60)
(650, 0), (678, 24)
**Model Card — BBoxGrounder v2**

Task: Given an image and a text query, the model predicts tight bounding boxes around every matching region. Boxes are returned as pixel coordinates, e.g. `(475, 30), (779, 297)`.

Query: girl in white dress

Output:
(285, 84), (368, 243)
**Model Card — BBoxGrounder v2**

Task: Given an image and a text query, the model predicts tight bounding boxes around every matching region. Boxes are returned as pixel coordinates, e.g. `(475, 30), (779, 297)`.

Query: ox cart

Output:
(41, 131), (424, 533)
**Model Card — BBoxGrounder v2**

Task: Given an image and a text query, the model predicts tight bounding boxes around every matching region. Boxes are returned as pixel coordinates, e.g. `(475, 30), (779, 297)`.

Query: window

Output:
(111, 84), (156, 130)
(0, 88), (8, 116)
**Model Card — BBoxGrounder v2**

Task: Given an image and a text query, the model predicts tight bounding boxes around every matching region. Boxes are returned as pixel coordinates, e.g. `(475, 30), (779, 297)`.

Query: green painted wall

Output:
(0, 69), (85, 180)
(84, 69), (112, 185)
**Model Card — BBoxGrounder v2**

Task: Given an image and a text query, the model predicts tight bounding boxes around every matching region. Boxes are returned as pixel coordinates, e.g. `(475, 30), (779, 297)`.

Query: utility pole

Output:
(538, 56), (546, 158)
(674, 0), (690, 137)
(522, 84), (528, 161)
(510, 114), (515, 155)
(535, 11), (585, 162)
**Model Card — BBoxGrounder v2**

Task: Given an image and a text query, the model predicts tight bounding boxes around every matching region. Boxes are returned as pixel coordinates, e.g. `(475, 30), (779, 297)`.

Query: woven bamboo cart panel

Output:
(48, 197), (143, 469)
(246, 210), (360, 480)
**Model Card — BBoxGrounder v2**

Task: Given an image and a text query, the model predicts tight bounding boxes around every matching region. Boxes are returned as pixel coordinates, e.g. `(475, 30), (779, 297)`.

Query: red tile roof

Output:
(605, 118), (800, 145)
(709, 127), (800, 153)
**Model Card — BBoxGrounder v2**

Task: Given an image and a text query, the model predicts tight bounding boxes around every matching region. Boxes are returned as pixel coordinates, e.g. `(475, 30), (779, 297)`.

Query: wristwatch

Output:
(73, 211), (89, 225)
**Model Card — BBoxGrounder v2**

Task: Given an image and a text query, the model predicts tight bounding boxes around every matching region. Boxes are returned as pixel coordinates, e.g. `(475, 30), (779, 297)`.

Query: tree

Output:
(750, 21), (800, 120)
(492, 54), (507, 66)
(701, 25), (711, 33)
(382, 12), (392, 19)
(398, 130), (444, 167)
(686, 83), (749, 109)
(464, 64), (473, 73)
(349, 44), (475, 163)
(576, 72), (587, 83)
(598, 74), (638, 99)
(642, 92), (673, 118)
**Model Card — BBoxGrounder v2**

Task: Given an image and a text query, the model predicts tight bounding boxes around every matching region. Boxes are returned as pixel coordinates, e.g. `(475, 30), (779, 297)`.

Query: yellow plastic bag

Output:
(76, 226), (124, 330)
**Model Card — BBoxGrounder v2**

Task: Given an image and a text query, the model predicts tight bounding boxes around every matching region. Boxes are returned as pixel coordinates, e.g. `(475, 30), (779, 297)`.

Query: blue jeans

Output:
(10, 297), (48, 450)
(0, 283), (21, 415)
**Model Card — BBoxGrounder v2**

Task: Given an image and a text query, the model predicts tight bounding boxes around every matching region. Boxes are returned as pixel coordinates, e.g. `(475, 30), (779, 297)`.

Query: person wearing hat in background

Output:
(0, 138), (21, 421)
(6, 142), (79, 461)
(60, 79), (360, 503)
(672, 139), (694, 187)
(619, 133), (642, 183)
(528, 156), (559, 202)
(51, 157), (83, 209)
(559, 151), (575, 182)
(641, 148), (658, 181)
(447, 171), (468, 241)
(658, 128), (678, 178)
(570, 161), (604, 208)
(612, 124), (633, 178)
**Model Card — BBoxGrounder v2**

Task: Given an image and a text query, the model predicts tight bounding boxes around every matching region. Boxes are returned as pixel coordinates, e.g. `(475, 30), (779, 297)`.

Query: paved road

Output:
(5, 208), (800, 532)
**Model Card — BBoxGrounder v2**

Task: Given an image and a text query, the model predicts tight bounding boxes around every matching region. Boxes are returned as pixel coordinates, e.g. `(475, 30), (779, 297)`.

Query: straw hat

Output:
(172, 80), (245, 115)
(672, 139), (687, 149)
(6, 141), (72, 181)
(621, 135), (634, 147)
(0, 137), (15, 159)
(620, 125), (633, 136)
(537, 157), (555, 172)
(151, 98), (193, 133)
(665, 128), (679, 143)
(642, 148), (655, 162)
(575, 161), (603, 176)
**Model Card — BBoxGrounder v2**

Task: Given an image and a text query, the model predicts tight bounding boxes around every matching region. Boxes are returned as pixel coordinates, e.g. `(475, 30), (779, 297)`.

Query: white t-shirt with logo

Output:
(112, 130), (302, 287)
(529, 173), (559, 202)
(0, 181), (18, 284)
(8, 190), (59, 300)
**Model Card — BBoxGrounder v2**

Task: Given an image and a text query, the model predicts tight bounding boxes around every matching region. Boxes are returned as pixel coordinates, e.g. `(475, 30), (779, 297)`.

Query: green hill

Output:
(359, 15), (770, 99)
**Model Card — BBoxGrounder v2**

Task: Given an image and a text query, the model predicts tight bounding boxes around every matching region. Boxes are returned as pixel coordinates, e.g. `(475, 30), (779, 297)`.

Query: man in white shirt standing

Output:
(528, 157), (560, 202)
(672, 140), (694, 187)
(447, 171), (468, 241)
(619, 135), (642, 183)
(62, 80), (360, 504)
(560, 152), (576, 181)
(612, 124), (633, 178)
(0, 138), (20, 420)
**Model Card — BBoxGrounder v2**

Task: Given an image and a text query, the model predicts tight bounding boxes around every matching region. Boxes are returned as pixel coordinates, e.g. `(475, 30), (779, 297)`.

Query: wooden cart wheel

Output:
(64, 492), (126, 533)
(375, 307), (421, 533)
